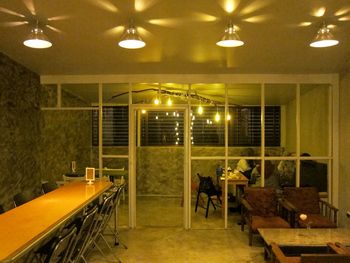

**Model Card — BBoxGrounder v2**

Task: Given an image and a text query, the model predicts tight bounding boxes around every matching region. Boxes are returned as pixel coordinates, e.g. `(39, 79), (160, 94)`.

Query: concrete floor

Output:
(88, 196), (267, 262)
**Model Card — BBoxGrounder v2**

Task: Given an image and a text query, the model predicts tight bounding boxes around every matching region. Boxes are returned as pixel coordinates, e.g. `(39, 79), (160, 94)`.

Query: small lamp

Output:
(118, 23), (146, 49)
(23, 24), (52, 49)
(216, 22), (244, 47)
(310, 23), (339, 48)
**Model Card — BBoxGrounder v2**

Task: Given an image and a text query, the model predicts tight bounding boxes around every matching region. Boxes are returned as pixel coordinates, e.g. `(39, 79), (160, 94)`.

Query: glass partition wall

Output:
(40, 77), (336, 229)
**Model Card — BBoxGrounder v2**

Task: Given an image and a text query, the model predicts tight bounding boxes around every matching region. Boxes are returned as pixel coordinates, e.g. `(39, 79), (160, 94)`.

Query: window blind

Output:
(92, 106), (128, 146)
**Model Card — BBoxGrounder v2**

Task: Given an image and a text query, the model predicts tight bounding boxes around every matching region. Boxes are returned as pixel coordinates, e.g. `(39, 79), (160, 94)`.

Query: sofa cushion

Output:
(251, 216), (290, 232)
(245, 187), (277, 216)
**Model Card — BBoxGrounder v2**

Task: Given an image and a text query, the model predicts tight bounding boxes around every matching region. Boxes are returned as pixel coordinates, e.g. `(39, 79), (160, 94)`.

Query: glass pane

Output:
(61, 84), (98, 107)
(101, 158), (129, 226)
(131, 83), (189, 105)
(277, 159), (296, 187)
(41, 84), (57, 107)
(191, 83), (225, 156)
(136, 110), (184, 227)
(265, 84), (296, 156)
(227, 84), (261, 157)
(300, 159), (328, 193)
(249, 159), (281, 189)
(41, 110), (96, 182)
(101, 84), (130, 153)
(103, 83), (129, 104)
(300, 84), (330, 156)
(191, 160), (225, 229)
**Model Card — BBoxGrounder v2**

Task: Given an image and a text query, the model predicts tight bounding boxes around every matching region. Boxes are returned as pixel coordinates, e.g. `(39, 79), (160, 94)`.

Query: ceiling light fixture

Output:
(118, 21), (145, 49)
(216, 21), (244, 47)
(23, 21), (52, 49)
(310, 23), (339, 48)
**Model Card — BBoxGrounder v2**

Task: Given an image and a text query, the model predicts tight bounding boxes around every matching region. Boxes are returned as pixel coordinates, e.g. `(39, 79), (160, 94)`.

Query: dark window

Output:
(191, 107), (224, 146)
(92, 106), (128, 146)
(140, 111), (184, 146)
(229, 106), (280, 146)
(92, 106), (280, 147)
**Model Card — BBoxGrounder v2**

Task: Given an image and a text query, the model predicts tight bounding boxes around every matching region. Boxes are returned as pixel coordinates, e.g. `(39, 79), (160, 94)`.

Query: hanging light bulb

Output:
(154, 98), (160, 105)
(215, 112), (221, 122)
(197, 105), (203, 115)
(167, 97), (173, 106)
(141, 109), (146, 114)
(226, 114), (231, 121)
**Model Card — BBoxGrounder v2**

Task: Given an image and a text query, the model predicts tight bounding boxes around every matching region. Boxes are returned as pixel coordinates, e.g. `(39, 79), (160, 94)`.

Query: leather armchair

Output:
(241, 187), (290, 246)
(281, 187), (338, 228)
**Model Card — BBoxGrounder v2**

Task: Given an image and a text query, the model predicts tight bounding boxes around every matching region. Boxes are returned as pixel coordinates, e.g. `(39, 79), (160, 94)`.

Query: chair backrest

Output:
(67, 206), (99, 262)
(63, 173), (85, 182)
(197, 174), (218, 196)
(42, 181), (58, 194)
(45, 226), (77, 263)
(13, 191), (36, 207)
(328, 242), (350, 255)
(272, 242), (350, 263)
(244, 187), (277, 216)
(283, 187), (320, 214)
(91, 191), (116, 241)
(300, 254), (350, 263)
(0, 204), (4, 214)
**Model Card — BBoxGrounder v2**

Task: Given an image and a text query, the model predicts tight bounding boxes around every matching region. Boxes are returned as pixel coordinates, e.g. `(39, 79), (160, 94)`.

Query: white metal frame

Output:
(41, 73), (339, 228)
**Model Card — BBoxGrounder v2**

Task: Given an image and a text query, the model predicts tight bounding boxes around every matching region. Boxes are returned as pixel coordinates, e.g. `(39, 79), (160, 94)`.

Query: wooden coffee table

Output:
(258, 228), (350, 259)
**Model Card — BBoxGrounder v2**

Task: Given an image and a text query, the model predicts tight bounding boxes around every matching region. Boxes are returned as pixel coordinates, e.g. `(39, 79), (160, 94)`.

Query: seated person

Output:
(236, 148), (256, 183)
(251, 156), (279, 188)
(277, 151), (296, 187)
(300, 152), (327, 192)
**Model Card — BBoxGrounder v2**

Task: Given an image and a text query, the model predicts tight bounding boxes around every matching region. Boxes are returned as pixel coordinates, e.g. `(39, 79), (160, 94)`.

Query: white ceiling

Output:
(0, 0), (350, 75)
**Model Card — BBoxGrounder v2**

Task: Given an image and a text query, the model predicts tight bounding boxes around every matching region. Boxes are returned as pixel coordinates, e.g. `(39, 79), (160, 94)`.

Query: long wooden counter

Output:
(0, 180), (112, 262)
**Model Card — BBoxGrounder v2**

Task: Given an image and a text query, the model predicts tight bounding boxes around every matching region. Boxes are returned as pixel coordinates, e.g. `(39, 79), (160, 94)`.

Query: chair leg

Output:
(248, 227), (253, 246)
(205, 197), (211, 218)
(209, 197), (216, 210)
(195, 191), (200, 212)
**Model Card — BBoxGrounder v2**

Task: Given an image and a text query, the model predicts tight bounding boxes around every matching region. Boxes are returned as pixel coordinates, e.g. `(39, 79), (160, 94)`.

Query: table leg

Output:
(222, 182), (226, 217)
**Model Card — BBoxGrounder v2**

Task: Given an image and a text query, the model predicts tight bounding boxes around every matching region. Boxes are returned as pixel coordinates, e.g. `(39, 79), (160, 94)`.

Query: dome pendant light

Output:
(23, 21), (52, 49)
(216, 21), (244, 47)
(118, 21), (145, 49)
(310, 23), (339, 48)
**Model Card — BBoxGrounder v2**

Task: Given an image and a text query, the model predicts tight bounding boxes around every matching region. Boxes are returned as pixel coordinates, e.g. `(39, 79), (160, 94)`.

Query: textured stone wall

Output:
(135, 146), (282, 196)
(0, 52), (42, 211)
(39, 88), (92, 182)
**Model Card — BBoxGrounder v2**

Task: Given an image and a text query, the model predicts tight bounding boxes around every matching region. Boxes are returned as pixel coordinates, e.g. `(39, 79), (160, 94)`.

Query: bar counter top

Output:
(0, 180), (112, 262)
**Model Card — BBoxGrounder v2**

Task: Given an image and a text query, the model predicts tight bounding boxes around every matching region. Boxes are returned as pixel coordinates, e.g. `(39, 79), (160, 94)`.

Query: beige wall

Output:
(284, 86), (329, 156)
(339, 72), (350, 227)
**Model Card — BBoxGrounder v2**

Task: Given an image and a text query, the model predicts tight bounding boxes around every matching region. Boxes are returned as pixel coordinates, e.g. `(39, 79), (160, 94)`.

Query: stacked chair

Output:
(80, 183), (127, 262)
(280, 187), (338, 228)
(33, 183), (127, 263)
